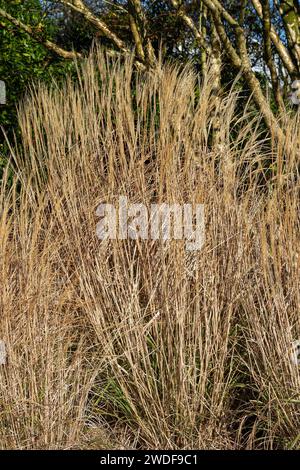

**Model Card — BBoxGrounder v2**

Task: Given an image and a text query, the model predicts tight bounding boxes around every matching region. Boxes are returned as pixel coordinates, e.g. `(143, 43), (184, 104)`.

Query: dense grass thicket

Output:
(0, 49), (299, 449)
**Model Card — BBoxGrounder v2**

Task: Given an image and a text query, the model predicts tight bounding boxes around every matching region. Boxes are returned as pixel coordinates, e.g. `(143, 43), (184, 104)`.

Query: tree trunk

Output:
(210, 18), (222, 148)
(278, 0), (300, 73)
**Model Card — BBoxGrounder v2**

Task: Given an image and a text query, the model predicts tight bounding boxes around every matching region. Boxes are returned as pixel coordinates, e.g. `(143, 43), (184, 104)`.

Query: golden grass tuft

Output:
(0, 49), (299, 449)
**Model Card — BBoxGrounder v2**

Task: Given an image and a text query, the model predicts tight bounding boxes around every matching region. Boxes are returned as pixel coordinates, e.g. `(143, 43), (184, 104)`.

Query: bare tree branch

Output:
(251, 0), (297, 77)
(169, 0), (284, 140)
(57, 0), (130, 54)
(261, 0), (284, 110)
(277, 0), (300, 72)
(129, 0), (156, 66)
(170, 0), (209, 52)
(0, 6), (82, 60)
(128, 7), (146, 62)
